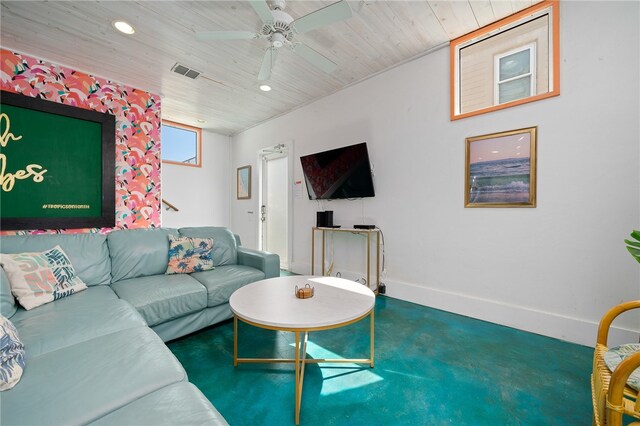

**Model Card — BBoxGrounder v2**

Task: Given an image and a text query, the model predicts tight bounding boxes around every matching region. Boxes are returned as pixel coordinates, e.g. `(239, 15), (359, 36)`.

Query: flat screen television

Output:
(300, 142), (375, 200)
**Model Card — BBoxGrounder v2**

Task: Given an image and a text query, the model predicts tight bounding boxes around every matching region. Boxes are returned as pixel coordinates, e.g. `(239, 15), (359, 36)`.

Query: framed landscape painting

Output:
(465, 127), (537, 208)
(237, 165), (251, 200)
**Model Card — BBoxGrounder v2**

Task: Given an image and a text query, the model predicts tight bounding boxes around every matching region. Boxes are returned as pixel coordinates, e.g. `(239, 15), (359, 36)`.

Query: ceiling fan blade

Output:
(258, 47), (279, 81)
(292, 43), (337, 74)
(292, 0), (352, 34)
(249, 0), (273, 24)
(196, 31), (258, 41)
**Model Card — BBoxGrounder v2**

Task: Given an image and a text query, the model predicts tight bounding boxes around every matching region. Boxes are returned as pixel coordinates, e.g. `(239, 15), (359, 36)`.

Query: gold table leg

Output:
(370, 310), (375, 368)
(233, 316), (238, 367)
(294, 332), (300, 424)
(295, 332), (309, 425)
(234, 311), (374, 424)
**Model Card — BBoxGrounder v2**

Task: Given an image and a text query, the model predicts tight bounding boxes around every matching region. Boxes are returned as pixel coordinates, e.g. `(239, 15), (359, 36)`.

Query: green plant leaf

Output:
(625, 230), (640, 263)
(627, 246), (640, 263)
(624, 239), (640, 249)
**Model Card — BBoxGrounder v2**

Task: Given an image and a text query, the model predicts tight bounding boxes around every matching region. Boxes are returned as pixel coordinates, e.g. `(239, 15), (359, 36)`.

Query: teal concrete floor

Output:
(168, 294), (594, 425)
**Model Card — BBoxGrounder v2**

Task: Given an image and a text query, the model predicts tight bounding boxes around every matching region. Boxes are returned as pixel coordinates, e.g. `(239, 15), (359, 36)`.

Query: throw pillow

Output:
(166, 236), (215, 274)
(604, 343), (640, 391)
(0, 315), (26, 391)
(0, 246), (87, 310)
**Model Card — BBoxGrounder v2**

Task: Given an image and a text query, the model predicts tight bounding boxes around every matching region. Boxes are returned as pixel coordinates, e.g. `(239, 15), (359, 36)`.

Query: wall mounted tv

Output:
(300, 142), (375, 200)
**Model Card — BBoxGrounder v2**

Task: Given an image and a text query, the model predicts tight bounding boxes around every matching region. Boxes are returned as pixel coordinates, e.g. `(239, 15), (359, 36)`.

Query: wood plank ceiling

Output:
(0, 1), (541, 135)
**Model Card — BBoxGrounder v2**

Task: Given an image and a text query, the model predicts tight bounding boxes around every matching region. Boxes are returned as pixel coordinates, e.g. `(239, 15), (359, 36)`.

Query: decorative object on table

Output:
(624, 230), (640, 263)
(237, 165), (251, 200)
(465, 126), (537, 208)
(294, 283), (314, 299)
(316, 211), (335, 227)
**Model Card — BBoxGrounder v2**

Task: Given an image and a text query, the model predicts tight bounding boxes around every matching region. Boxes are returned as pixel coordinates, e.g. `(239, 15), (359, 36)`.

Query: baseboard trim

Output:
(385, 278), (638, 347)
(288, 262), (638, 347)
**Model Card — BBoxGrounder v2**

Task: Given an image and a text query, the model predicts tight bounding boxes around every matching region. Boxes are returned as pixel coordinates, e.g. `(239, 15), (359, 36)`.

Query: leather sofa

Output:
(0, 226), (279, 425)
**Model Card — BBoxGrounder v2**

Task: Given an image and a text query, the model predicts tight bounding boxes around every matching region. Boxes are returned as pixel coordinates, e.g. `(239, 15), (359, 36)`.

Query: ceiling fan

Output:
(196, 0), (353, 81)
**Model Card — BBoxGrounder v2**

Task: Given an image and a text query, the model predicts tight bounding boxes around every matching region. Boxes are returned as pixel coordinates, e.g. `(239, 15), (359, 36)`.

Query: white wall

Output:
(230, 2), (640, 346)
(162, 130), (231, 228)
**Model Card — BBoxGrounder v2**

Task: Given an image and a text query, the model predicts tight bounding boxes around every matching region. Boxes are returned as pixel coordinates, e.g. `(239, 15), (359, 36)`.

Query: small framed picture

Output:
(465, 127), (537, 208)
(237, 165), (251, 200)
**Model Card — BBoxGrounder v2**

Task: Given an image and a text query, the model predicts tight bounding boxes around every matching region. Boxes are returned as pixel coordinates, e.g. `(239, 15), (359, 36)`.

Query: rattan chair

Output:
(591, 300), (640, 426)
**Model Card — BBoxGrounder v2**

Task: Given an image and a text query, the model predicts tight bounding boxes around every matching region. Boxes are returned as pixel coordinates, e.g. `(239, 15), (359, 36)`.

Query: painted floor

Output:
(168, 294), (594, 425)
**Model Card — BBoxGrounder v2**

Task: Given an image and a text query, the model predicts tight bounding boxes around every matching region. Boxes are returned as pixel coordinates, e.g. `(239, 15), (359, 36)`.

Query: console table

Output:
(311, 227), (381, 294)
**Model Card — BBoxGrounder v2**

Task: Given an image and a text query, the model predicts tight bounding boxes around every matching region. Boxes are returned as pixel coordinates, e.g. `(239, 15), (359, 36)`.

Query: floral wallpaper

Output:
(0, 49), (161, 235)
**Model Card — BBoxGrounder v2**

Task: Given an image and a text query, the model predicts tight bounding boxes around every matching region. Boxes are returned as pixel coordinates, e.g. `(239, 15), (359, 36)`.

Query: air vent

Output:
(171, 63), (201, 79)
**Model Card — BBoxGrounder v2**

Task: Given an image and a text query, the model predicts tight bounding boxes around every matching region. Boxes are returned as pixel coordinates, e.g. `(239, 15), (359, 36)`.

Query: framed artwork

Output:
(0, 90), (116, 230)
(237, 165), (251, 200)
(465, 126), (537, 208)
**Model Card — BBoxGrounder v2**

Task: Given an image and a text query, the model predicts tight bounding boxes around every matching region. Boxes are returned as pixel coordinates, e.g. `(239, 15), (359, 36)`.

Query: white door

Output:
(261, 150), (288, 269)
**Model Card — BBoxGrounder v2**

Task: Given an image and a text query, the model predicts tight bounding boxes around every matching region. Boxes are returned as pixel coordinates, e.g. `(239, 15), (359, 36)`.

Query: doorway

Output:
(258, 143), (292, 270)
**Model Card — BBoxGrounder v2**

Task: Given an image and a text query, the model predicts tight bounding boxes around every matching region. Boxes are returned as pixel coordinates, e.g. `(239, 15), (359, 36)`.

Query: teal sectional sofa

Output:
(0, 226), (279, 425)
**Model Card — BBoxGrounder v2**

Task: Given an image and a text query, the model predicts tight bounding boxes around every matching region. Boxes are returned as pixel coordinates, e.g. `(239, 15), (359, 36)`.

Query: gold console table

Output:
(311, 227), (381, 294)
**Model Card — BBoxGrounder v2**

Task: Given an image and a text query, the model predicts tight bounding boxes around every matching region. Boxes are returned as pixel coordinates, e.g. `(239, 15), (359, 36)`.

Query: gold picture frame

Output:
(237, 165), (251, 200)
(465, 127), (537, 208)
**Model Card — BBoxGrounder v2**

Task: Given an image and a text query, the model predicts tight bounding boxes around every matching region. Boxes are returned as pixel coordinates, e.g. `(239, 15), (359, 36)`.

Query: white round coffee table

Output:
(229, 275), (376, 425)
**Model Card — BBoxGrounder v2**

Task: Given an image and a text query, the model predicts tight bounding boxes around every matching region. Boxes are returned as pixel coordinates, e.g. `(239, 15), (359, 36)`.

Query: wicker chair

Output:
(591, 300), (640, 426)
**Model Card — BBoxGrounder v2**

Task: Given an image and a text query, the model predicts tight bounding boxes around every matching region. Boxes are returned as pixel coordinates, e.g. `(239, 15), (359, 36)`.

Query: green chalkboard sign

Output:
(0, 90), (115, 230)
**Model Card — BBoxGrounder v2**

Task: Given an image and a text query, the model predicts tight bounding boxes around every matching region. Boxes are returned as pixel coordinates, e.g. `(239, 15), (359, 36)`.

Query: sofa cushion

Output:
(90, 382), (229, 426)
(0, 315), (25, 391)
(0, 269), (16, 318)
(108, 228), (179, 283)
(0, 233), (111, 286)
(10, 286), (146, 358)
(0, 246), (88, 310)
(0, 327), (186, 426)
(179, 227), (238, 266)
(191, 265), (265, 307)
(604, 343), (640, 391)
(166, 235), (215, 274)
(111, 274), (207, 326)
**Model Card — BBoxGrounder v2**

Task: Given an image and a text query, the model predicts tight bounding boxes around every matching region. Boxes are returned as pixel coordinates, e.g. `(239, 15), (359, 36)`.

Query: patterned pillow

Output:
(0, 246), (87, 310)
(0, 315), (25, 391)
(604, 343), (640, 391)
(166, 236), (215, 274)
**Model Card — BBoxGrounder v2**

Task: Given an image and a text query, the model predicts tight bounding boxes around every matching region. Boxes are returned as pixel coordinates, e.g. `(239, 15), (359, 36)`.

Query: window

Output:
(450, 0), (559, 120)
(494, 43), (536, 105)
(161, 120), (202, 167)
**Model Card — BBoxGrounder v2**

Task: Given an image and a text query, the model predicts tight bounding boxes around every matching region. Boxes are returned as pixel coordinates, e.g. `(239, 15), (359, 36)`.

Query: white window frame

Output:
(494, 43), (537, 105)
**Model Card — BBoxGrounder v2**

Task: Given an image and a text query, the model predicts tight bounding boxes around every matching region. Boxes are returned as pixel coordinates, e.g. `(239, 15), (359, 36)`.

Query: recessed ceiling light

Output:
(259, 84), (272, 92)
(113, 20), (135, 35)
(197, 119), (206, 123)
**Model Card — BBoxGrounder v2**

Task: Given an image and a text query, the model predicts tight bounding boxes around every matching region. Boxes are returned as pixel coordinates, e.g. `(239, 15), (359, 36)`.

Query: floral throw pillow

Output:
(0, 246), (87, 310)
(166, 236), (215, 274)
(0, 315), (25, 391)
(604, 343), (640, 391)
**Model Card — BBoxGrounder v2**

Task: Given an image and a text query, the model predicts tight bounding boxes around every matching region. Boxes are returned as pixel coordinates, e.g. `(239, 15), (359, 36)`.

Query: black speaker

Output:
(316, 211), (327, 227)
(325, 211), (333, 227)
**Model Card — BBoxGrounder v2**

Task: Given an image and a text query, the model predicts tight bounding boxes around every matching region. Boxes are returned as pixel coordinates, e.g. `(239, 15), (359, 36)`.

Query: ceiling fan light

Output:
(259, 84), (272, 92)
(113, 20), (135, 35)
